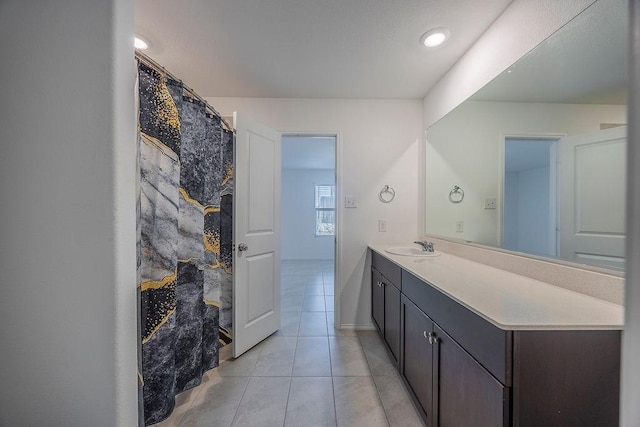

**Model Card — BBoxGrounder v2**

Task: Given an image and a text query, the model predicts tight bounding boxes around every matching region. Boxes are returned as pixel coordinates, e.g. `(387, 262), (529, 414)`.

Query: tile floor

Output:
(154, 260), (424, 427)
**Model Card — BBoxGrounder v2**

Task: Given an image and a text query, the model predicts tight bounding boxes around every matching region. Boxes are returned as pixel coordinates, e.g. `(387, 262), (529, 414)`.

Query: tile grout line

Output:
(323, 265), (340, 426)
(295, 261), (334, 423)
(228, 338), (266, 426)
(331, 375), (339, 427)
(228, 374), (251, 427)
(358, 332), (392, 427)
(284, 264), (313, 423)
(281, 372), (294, 427)
(327, 332), (339, 426)
(284, 265), (311, 426)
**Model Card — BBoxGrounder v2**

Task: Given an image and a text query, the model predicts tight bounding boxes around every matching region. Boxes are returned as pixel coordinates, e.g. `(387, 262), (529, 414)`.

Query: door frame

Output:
(281, 131), (341, 330)
(498, 133), (565, 252)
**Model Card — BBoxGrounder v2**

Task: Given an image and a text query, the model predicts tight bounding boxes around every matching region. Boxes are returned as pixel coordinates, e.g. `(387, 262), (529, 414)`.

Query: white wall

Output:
(0, 1), (138, 425)
(425, 101), (626, 246)
(282, 168), (335, 260)
(209, 97), (422, 327)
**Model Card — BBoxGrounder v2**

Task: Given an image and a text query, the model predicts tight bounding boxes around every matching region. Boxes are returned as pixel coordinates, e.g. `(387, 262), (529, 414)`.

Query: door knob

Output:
(238, 242), (248, 252)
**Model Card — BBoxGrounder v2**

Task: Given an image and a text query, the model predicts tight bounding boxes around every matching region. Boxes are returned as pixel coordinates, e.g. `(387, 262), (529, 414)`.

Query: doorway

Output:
(280, 135), (337, 334)
(502, 137), (559, 257)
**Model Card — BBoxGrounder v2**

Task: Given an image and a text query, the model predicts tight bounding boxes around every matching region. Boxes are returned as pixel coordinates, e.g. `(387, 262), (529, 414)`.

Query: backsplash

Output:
(425, 236), (624, 305)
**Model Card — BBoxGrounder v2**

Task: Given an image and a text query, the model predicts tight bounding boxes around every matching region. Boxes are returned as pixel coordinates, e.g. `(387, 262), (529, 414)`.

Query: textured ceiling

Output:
(135, 0), (513, 99)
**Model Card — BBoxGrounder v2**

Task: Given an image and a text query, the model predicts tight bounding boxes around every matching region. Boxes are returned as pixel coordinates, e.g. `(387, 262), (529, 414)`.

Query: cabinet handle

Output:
(427, 331), (436, 344)
(424, 331), (437, 344)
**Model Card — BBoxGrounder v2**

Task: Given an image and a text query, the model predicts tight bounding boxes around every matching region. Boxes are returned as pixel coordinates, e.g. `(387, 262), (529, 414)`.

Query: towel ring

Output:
(379, 185), (395, 203)
(449, 185), (464, 204)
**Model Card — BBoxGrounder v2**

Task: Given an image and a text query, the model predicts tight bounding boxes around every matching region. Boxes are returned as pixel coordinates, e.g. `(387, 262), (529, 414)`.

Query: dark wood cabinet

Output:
(372, 250), (401, 286)
(401, 296), (508, 427)
(371, 267), (385, 333)
(435, 324), (508, 427)
(371, 265), (401, 363)
(401, 296), (435, 424)
(384, 279), (401, 361)
(402, 270), (511, 385)
(371, 249), (620, 427)
(372, 251), (402, 364)
(511, 330), (620, 426)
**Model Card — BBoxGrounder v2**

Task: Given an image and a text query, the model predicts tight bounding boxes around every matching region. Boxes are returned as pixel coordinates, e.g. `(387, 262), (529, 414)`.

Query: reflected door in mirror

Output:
(559, 126), (626, 270)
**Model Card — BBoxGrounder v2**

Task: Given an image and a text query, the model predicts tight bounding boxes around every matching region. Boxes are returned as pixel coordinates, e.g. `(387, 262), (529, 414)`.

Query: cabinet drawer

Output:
(402, 270), (512, 386)
(371, 251), (402, 289)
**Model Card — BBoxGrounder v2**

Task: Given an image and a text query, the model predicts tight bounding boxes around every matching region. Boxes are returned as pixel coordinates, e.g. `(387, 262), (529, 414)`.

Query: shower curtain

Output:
(136, 61), (234, 425)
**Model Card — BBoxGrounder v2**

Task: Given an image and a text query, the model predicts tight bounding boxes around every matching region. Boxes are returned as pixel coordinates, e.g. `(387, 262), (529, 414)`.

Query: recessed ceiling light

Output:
(420, 28), (450, 48)
(134, 36), (149, 50)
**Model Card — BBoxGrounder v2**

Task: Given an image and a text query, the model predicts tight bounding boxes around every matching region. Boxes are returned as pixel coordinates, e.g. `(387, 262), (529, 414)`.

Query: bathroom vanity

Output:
(369, 245), (623, 427)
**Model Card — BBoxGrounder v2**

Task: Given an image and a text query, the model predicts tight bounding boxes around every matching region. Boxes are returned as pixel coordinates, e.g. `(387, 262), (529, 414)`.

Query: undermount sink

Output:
(386, 246), (441, 257)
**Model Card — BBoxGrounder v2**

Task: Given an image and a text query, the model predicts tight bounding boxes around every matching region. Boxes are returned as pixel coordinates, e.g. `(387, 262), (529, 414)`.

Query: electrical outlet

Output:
(345, 196), (358, 208)
(456, 221), (464, 233)
(378, 220), (387, 232)
(484, 198), (497, 209)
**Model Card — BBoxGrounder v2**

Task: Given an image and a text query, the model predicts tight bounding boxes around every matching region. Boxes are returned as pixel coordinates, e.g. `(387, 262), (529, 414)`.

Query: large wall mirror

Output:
(425, 0), (627, 272)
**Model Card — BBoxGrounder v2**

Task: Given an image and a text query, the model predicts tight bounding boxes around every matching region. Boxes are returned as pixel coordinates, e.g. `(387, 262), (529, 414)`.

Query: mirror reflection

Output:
(425, 0), (627, 271)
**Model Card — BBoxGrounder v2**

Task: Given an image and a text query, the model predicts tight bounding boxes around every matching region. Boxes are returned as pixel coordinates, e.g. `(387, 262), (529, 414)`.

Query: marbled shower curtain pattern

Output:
(136, 62), (234, 425)
(219, 129), (234, 345)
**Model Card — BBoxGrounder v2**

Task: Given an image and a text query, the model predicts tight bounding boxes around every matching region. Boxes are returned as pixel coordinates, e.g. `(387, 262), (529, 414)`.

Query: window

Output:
(315, 185), (335, 236)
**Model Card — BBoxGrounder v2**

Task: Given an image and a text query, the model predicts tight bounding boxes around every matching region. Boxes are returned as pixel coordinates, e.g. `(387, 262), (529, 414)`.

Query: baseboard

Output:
(339, 324), (376, 331)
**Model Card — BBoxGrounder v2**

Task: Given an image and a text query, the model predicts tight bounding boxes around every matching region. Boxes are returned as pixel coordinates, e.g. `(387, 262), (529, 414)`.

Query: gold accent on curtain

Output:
(140, 269), (178, 291)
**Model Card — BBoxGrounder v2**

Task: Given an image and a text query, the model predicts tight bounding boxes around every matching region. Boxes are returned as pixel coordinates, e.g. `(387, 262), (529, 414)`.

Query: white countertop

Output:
(369, 244), (624, 331)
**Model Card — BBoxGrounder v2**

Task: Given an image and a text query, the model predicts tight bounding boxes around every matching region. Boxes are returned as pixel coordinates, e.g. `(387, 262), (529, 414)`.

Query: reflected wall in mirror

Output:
(425, 0), (627, 272)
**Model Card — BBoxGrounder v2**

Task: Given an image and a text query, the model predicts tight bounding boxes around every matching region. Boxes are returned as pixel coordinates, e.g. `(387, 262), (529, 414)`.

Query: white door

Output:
(233, 112), (281, 357)
(559, 126), (626, 270)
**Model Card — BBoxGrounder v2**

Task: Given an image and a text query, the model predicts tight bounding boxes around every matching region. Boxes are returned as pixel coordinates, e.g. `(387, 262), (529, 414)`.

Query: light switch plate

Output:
(345, 196), (358, 208)
(378, 220), (387, 232)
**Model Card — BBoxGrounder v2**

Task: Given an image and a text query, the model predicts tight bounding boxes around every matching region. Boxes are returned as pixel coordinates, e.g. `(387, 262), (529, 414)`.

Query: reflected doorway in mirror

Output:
(502, 136), (559, 258)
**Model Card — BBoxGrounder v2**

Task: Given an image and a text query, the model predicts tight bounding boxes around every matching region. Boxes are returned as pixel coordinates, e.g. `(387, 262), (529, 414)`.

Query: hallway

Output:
(156, 259), (423, 426)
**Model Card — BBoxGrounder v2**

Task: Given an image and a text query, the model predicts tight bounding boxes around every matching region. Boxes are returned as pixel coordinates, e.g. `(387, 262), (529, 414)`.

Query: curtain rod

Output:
(135, 51), (234, 132)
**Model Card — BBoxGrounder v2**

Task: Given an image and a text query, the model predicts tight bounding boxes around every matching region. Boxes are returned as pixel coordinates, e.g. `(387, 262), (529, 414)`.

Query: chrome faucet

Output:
(414, 241), (434, 252)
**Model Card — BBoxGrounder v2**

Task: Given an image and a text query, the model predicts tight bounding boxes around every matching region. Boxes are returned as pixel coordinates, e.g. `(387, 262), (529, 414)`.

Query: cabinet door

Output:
(384, 282), (400, 362)
(435, 325), (508, 427)
(401, 297), (435, 423)
(371, 267), (384, 334)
